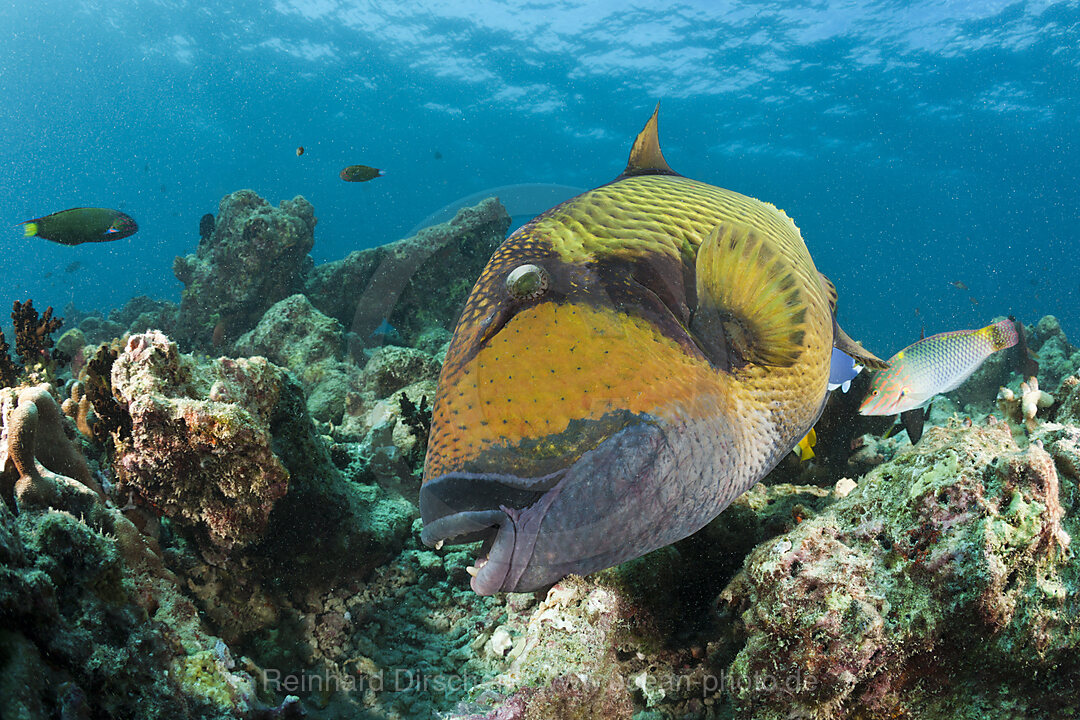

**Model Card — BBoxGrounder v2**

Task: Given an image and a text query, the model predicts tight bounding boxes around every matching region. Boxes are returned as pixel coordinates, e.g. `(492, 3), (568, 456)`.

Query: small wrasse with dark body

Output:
(419, 105), (885, 595)
(859, 319), (1018, 417)
(199, 213), (215, 242)
(340, 164), (384, 182)
(20, 207), (138, 246)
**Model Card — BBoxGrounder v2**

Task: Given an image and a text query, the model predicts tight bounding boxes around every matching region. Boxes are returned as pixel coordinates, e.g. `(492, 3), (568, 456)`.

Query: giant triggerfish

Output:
(419, 105), (885, 595)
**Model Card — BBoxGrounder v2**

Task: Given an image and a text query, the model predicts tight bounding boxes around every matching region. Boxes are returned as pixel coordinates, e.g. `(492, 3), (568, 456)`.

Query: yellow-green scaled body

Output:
(21, 207), (138, 246)
(420, 106), (883, 594)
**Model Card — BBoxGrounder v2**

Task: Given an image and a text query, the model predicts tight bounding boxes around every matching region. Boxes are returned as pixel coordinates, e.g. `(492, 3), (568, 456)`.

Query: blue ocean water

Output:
(1, 0), (1077, 356)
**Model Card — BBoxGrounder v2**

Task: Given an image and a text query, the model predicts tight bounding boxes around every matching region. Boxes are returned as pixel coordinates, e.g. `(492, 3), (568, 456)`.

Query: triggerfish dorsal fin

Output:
(691, 221), (811, 369)
(619, 102), (679, 179)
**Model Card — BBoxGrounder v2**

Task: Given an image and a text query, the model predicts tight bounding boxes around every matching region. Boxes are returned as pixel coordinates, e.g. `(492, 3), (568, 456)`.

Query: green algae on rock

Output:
(173, 190), (317, 350)
(718, 419), (1077, 719)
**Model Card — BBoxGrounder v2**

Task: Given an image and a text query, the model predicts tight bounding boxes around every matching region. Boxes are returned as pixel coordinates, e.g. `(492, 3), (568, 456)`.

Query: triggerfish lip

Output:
(421, 416), (698, 595)
(419, 469), (567, 594)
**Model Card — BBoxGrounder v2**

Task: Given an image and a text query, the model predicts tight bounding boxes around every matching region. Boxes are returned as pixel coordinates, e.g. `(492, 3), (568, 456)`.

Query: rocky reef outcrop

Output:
(173, 190), (317, 350)
(305, 196), (509, 352)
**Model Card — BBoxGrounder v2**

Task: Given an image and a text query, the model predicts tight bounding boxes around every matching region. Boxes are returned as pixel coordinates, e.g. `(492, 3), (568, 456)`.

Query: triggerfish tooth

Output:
(858, 319), (1019, 417)
(20, 207), (138, 246)
(419, 103), (886, 595)
(828, 347), (862, 393)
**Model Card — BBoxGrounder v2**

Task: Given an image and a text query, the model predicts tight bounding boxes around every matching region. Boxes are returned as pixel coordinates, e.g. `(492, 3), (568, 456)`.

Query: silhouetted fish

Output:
(199, 213), (215, 242)
(340, 165), (384, 182)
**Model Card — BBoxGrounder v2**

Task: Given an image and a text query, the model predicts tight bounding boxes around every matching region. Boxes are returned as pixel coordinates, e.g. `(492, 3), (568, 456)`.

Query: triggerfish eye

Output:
(505, 263), (550, 300)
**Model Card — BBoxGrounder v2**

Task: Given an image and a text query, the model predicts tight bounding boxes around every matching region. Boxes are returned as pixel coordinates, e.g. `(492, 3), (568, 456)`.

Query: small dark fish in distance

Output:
(199, 213), (215, 242)
(969, 296), (979, 305)
(950, 280), (968, 290)
(296, 146), (305, 157)
(65, 261), (82, 273)
(340, 165), (385, 182)
(20, 207), (137, 246)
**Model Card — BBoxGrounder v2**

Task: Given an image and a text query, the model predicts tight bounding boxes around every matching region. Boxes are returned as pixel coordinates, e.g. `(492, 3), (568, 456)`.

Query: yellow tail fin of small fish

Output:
(23, 222), (38, 237)
(794, 427), (817, 461)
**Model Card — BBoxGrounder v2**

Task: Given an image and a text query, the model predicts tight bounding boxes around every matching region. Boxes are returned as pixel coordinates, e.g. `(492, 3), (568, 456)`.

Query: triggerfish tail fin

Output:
(793, 427), (817, 461)
(619, 102), (679, 179)
(22, 222), (38, 237)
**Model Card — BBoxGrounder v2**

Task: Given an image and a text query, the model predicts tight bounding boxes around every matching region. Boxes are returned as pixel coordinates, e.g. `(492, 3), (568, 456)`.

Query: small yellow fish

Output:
(793, 428), (817, 461)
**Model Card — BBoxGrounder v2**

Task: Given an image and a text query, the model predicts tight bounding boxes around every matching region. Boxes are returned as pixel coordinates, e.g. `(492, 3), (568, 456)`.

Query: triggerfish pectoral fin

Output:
(691, 220), (813, 370)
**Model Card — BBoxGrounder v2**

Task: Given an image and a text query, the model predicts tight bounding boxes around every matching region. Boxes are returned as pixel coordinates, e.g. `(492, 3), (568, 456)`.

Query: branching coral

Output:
(998, 376), (1054, 432)
(11, 300), (65, 368)
(0, 328), (20, 388)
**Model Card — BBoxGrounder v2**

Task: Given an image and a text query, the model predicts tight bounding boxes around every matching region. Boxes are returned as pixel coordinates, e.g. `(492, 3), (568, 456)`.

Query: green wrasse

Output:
(419, 105), (885, 595)
(340, 164), (384, 182)
(20, 207), (138, 246)
(859, 319), (1018, 416)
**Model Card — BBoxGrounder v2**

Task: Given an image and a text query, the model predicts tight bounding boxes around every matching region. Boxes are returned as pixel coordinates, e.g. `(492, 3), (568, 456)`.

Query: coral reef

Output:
(305, 197), (509, 351)
(109, 330), (413, 572)
(110, 330), (292, 550)
(0, 328), (18, 389)
(718, 419), (1077, 719)
(233, 293), (356, 423)
(0, 384), (104, 510)
(173, 191), (317, 349)
(998, 376), (1054, 432)
(0, 384), (257, 719)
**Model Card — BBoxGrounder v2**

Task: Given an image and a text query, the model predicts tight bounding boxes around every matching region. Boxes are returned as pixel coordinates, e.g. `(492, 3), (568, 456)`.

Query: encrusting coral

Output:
(172, 190), (317, 350)
(0, 384), (105, 511)
(997, 376), (1054, 432)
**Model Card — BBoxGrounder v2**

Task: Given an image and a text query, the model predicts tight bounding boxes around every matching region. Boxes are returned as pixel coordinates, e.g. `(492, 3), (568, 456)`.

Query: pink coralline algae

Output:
(111, 330), (290, 550)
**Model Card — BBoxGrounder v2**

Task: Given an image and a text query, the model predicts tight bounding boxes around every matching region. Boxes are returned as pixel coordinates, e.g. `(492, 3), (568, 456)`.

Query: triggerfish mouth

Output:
(419, 105), (886, 595)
